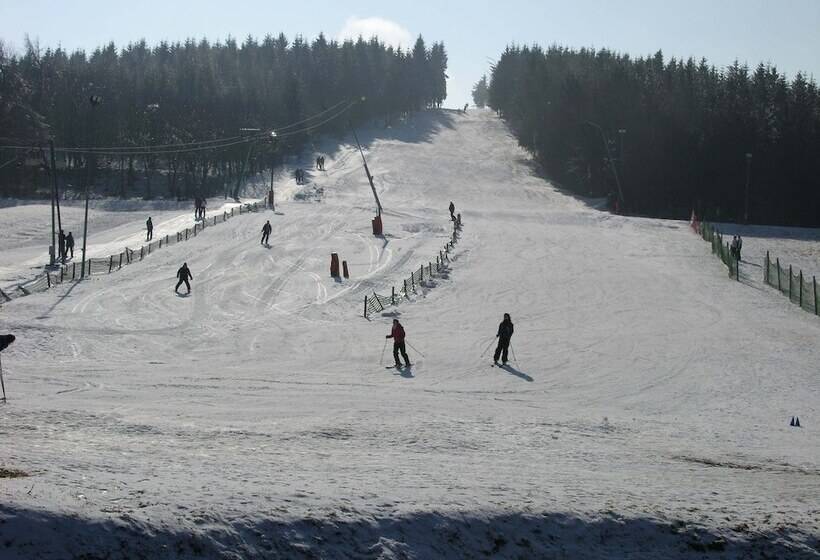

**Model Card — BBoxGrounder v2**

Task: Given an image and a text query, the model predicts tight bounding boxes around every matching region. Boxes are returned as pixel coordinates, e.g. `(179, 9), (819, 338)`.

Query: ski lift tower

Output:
(349, 124), (383, 236)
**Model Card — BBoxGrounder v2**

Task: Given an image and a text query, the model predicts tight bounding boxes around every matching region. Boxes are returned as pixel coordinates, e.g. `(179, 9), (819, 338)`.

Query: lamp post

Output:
(744, 152), (752, 223)
(80, 94), (103, 279)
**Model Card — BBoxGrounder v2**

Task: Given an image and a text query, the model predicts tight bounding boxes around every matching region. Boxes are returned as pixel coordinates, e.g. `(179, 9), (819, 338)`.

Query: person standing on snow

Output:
(146, 217), (154, 241)
(386, 318), (411, 368)
(261, 220), (272, 245)
(449, 201), (456, 220)
(65, 232), (75, 259)
(175, 262), (193, 294)
(736, 235), (743, 261)
(58, 230), (66, 261)
(493, 313), (514, 365)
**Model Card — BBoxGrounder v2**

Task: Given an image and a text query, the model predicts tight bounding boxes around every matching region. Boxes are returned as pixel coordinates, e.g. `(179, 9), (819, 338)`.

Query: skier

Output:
(493, 313), (514, 366)
(175, 262), (193, 294)
(194, 197), (201, 219)
(65, 232), (75, 259)
(261, 220), (272, 245)
(146, 217), (154, 241)
(320, 156), (325, 170)
(449, 201), (456, 220)
(385, 318), (411, 368)
(315, 156), (320, 169)
(199, 198), (207, 220)
(58, 230), (66, 261)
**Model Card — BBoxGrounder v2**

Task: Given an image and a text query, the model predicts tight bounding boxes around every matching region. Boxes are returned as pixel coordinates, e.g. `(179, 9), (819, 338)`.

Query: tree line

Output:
(0, 33), (447, 199)
(485, 44), (820, 226)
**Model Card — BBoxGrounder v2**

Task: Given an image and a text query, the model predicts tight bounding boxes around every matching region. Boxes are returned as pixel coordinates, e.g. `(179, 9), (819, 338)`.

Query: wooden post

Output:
(764, 251), (769, 284)
(777, 259), (781, 291)
(789, 265), (793, 300)
(363, 295), (368, 318)
(60, 267), (64, 282)
(403, 279), (408, 297)
(140, 246), (144, 260)
(420, 265), (424, 282)
(391, 286), (396, 305)
(814, 276), (818, 315)
(46, 274), (51, 288)
(799, 270), (804, 308)
(119, 253), (123, 269)
(72, 263), (76, 279)
(108, 255), (114, 273)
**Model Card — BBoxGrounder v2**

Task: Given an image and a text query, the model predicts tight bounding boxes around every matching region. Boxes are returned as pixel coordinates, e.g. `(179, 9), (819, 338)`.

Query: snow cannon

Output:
(372, 215), (383, 236)
(330, 253), (340, 278)
(342, 260), (349, 279)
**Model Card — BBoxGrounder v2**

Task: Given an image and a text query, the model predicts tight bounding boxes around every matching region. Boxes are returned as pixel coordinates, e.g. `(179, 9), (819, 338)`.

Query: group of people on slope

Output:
(730, 235), (743, 261)
(56, 230), (75, 261)
(194, 198), (207, 220)
(315, 156), (326, 171)
(385, 313), (514, 369)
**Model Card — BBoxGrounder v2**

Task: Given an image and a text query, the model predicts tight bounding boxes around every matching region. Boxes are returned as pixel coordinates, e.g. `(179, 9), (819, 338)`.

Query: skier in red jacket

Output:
(386, 318), (411, 368)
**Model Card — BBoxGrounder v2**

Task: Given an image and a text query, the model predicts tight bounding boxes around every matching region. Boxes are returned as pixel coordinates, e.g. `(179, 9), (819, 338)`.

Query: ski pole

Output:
(479, 337), (496, 358)
(509, 342), (518, 365)
(379, 338), (388, 365)
(0, 355), (6, 403)
(406, 341), (425, 358)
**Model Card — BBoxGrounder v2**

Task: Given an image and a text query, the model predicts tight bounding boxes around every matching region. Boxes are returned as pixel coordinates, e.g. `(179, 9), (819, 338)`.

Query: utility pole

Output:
(50, 139), (63, 261)
(81, 94), (103, 279)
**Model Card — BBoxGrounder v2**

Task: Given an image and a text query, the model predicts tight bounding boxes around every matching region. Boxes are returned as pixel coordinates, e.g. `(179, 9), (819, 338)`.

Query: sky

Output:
(2, 0), (819, 108)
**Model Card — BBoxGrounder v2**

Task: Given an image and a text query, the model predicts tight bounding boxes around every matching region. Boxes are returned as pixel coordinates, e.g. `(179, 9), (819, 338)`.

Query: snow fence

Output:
(763, 251), (820, 316)
(364, 215), (463, 318)
(690, 214), (739, 280)
(0, 201), (264, 305)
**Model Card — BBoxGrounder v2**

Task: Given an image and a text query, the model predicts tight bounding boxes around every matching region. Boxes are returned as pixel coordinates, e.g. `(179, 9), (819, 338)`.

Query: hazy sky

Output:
(2, 0), (819, 108)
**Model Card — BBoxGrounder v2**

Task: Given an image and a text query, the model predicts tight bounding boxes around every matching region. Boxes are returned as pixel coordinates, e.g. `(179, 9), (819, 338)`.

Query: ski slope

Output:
(1, 109), (818, 559)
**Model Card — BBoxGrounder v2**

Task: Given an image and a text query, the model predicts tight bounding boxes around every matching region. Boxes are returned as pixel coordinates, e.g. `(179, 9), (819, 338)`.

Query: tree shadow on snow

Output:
(1, 504), (817, 560)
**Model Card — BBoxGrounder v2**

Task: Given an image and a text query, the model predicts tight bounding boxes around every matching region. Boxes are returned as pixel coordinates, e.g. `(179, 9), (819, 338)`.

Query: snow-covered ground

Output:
(0, 109), (818, 559)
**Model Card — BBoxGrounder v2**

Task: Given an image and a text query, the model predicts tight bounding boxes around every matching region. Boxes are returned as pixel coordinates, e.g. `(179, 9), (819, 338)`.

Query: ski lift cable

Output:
(27, 100), (357, 157)
(0, 98), (355, 154)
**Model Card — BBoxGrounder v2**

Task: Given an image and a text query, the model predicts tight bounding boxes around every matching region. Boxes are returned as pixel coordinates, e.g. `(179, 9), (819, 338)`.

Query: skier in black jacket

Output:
(261, 220), (272, 245)
(175, 262), (193, 294)
(493, 313), (514, 365)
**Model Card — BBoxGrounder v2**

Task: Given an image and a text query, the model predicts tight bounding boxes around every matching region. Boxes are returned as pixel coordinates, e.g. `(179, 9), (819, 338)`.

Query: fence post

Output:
(420, 265), (424, 282)
(185, 229), (189, 241)
(46, 274), (51, 288)
(736, 256), (739, 282)
(776, 259), (781, 291)
(140, 246), (144, 260)
(814, 276), (818, 316)
(411, 273), (415, 292)
(392, 286), (396, 305)
(403, 279), (408, 297)
(789, 265), (793, 300)
(764, 251), (769, 284)
(429, 262), (432, 275)
(364, 295), (368, 318)
(72, 263), (76, 279)
(119, 253), (123, 269)
(799, 270), (804, 308)
(109, 256), (114, 273)
(60, 267), (64, 282)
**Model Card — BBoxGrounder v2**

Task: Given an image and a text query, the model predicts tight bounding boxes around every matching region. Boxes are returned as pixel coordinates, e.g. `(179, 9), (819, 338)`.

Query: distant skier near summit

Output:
(493, 313), (514, 365)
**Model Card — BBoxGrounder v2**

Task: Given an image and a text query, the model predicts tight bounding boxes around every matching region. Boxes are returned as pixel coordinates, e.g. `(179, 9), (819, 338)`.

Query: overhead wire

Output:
(0, 98), (357, 156)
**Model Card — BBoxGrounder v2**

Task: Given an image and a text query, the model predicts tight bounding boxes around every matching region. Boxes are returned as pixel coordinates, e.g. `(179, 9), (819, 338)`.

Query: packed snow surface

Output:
(1, 110), (818, 558)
